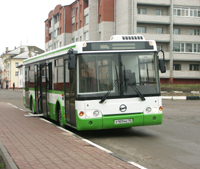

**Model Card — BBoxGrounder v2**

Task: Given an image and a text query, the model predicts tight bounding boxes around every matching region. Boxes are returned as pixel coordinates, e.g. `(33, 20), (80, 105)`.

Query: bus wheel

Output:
(58, 108), (64, 127)
(31, 100), (35, 114)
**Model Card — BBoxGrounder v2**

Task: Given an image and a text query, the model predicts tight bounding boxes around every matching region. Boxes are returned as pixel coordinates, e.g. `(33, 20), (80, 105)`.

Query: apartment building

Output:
(45, 0), (200, 84)
(0, 46), (44, 89)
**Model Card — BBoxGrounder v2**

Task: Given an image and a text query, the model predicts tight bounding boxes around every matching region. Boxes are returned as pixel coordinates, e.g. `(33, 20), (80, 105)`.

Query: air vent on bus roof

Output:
(110, 35), (145, 41)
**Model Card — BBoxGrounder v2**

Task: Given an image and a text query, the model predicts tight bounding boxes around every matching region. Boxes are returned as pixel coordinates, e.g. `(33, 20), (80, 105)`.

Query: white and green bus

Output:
(23, 35), (166, 131)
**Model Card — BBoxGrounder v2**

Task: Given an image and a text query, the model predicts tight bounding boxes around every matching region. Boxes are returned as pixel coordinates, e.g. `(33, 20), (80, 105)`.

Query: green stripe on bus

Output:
(23, 45), (76, 63)
(27, 88), (64, 95)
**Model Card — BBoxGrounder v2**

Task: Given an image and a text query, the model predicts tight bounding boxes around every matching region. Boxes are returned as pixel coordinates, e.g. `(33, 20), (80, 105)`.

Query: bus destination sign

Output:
(83, 41), (154, 51)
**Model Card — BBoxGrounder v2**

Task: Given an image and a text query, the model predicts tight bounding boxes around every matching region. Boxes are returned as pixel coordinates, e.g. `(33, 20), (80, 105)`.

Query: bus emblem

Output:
(119, 104), (127, 112)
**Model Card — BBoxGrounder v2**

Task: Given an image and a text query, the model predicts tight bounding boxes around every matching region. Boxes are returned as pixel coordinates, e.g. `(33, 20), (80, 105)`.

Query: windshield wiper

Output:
(99, 66), (119, 104)
(128, 81), (146, 101)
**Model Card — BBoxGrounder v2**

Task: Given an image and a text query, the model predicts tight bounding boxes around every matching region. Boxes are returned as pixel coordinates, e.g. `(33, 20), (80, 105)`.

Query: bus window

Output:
(78, 53), (119, 95)
(54, 58), (64, 91)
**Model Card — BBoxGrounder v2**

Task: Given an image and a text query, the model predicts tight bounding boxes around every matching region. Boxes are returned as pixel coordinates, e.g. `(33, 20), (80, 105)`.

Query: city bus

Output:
(23, 35), (166, 131)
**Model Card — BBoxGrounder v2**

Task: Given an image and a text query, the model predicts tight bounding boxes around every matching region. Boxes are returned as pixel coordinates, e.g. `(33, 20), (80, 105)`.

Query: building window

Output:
(76, 22), (78, 30)
(173, 43), (200, 53)
(156, 9), (163, 15)
(174, 29), (180, 34)
(137, 27), (146, 33)
(72, 8), (75, 17)
(84, 31), (89, 41)
(72, 23), (75, 32)
(190, 64), (200, 71)
(173, 64), (181, 70)
(15, 62), (19, 67)
(156, 28), (163, 34)
(54, 14), (59, 24)
(190, 29), (200, 35)
(84, 15), (89, 25)
(186, 43), (192, 52)
(138, 8), (146, 15)
(80, 5), (82, 13)
(76, 7), (78, 16)
(173, 7), (200, 17)
(15, 71), (18, 76)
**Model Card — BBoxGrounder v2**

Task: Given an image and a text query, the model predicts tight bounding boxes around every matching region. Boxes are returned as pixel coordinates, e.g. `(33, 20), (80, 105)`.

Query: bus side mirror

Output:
(68, 54), (76, 70)
(157, 50), (166, 73)
(159, 59), (166, 73)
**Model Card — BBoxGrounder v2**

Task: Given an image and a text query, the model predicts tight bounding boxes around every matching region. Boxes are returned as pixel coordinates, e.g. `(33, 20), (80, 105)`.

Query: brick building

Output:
(45, 0), (200, 84)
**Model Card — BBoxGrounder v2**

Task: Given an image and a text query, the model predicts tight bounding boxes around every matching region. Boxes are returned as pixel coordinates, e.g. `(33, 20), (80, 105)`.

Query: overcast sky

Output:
(0, 0), (75, 55)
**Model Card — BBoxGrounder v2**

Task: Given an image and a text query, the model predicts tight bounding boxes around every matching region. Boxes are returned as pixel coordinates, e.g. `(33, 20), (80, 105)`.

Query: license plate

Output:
(114, 119), (133, 124)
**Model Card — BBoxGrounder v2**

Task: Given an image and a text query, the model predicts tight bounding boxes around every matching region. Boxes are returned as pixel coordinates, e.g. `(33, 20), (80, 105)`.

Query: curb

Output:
(0, 141), (18, 169)
(162, 96), (200, 100)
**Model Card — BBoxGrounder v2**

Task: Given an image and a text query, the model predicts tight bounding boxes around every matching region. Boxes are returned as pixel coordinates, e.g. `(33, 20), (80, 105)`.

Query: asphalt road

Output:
(1, 89), (200, 169)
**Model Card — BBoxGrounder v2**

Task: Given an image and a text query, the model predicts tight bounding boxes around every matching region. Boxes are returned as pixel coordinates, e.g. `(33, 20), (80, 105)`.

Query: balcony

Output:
(173, 71), (200, 79)
(174, 0), (200, 7)
(173, 35), (200, 42)
(137, 0), (170, 6)
(173, 16), (200, 26)
(173, 53), (200, 61)
(143, 33), (170, 42)
(137, 15), (170, 25)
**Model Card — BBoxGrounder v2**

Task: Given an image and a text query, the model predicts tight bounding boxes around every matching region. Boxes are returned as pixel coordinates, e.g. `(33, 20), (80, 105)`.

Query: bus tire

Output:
(31, 98), (35, 114)
(58, 108), (64, 128)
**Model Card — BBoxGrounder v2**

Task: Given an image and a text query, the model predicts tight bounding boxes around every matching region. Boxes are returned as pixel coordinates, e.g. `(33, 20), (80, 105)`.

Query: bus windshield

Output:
(77, 52), (160, 99)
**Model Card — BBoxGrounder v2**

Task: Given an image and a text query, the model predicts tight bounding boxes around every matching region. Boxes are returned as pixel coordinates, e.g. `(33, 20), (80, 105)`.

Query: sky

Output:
(0, 0), (75, 55)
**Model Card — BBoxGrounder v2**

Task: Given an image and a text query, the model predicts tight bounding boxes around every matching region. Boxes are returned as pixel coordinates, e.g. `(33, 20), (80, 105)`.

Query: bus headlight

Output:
(152, 107), (158, 113)
(93, 110), (100, 117)
(86, 111), (92, 117)
(146, 107), (152, 113)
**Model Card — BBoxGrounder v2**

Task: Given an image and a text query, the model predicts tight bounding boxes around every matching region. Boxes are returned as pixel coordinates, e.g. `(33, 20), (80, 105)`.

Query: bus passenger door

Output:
(34, 64), (47, 116)
(25, 66), (29, 108)
(64, 58), (76, 126)
(34, 65), (40, 113)
(41, 64), (47, 117)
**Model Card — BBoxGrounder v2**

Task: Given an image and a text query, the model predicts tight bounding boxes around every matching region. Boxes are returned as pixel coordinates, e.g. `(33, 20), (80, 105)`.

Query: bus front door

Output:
(35, 64), (47, 117)
(64, 59), (76, 127)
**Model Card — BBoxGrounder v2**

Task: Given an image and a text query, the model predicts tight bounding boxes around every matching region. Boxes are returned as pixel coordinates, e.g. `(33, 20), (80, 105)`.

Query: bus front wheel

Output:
(58, 108), (64, 128)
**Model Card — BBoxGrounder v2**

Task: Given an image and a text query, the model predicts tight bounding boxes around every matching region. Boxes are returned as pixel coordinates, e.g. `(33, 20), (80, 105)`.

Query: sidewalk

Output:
(0, 102), (138, 169)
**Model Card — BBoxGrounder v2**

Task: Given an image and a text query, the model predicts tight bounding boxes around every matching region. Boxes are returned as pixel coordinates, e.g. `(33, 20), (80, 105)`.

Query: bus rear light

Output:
(159, 106), (163, 111)
(79, 111), (84, 117)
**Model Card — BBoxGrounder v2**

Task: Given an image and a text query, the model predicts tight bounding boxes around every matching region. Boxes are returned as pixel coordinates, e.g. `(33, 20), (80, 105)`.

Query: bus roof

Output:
(23, 35), (156, 65)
